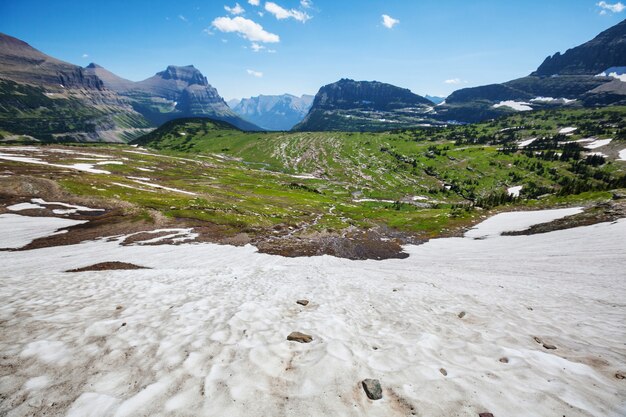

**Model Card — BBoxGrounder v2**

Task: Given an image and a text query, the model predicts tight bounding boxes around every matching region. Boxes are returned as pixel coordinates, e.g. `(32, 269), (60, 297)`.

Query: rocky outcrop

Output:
(294, 79), (436, 131)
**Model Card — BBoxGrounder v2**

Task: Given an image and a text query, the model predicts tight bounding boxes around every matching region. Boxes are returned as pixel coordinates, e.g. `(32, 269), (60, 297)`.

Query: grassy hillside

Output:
(2, 107), (623, 255)
(125, 107), (626, 235)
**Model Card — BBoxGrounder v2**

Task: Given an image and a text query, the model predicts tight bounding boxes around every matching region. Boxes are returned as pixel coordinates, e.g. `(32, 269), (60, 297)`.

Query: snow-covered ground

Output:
(492, 101), (533, 111)
(558, 127), (578, 134)
(584, 138), (613, 150)
(0, 210), (625, 417)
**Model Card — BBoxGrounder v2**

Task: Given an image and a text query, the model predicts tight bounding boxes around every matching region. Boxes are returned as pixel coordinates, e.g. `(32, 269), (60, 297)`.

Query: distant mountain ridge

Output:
(230, 94), (314, 131)
(436, 19), (626, 122)
(85, 63), (259, 131)
(0, 32), (150, 142)
(294, 79), (438, 131)
(533, 19), (626, 76)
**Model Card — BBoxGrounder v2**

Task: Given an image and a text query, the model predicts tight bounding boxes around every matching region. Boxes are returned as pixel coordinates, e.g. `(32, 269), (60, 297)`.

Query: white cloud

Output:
(81, 53), (89, 58)
(178, 14), (188, 22)
(597, 1), (625, 13)
(247, 69), (263, 77)
(265, 2), (311, 22)
(381, 14), (399, 29)
(248, 0), (260, 5)
(225, 3), (245, 15)
(251, 42), (265, 52)
(444, 78), (462, 84)
(211, 16), (280, 43)
(300, 0), (313, 8)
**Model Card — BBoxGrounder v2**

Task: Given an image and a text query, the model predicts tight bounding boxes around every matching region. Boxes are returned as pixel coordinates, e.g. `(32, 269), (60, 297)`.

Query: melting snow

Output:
(558, 127), (578, 134)
(618, 149), (626, 161)
(596, 66), (626, 82)
(584, 139), (612, 149)
(493, 101), (533, 111)
(518, 138), (537, 148)
(0, 153), (111, 174)
(0, 214), (86, 249)
(0, 209), (624, 416)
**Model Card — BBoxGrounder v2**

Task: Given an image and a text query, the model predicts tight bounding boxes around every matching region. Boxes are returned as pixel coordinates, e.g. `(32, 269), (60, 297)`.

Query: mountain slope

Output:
(86, 64), (260, 131)
(294, 79), (437, 131)
(533, 19), (626, 76)
(230, 94), (314, 131)
(438, 19), (626, 122)
(0, 33), (150, 142)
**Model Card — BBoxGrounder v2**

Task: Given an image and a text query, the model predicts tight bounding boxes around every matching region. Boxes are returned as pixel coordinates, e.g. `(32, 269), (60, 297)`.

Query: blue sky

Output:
(1, 1), (625, 100)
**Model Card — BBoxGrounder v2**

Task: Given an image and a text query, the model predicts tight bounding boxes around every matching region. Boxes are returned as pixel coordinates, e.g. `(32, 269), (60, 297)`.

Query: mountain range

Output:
(84, 63), (258, 131)
(0, 33), (150, 142)
(436, 19), (626, 122)
(1, 19), (625, 141)
(228, 94), (314, 131)
(0, 33), (259, 142)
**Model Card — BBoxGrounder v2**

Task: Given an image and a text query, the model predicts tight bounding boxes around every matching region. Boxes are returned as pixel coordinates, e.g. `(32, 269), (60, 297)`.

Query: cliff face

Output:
(309, 79), (433, 111)
(294, 79), (436, 131)
(84, 63), (260, 131)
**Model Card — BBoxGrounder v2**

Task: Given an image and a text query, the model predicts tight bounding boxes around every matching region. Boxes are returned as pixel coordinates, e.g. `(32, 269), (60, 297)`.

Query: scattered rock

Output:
(479, 413), (494, 417)
(499, 357), (509, 363)
(439, 368), (447, 376)
(296, 299), (309, 306)
(67, 261), (149, 272)
(458, 311), (466, 319)
(533, 336), (542, 344)
(543, 343), (557, 350)
(121, 322), (126, 327)
(361, 378), (383, 400)
(527, 307), (533, 311)
(116, 305), (123, 310)
(615, 372), (625, 379)
(287, 332), (312, 343)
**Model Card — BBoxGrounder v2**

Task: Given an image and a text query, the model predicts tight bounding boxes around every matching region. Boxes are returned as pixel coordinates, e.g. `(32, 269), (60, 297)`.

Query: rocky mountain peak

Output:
(156, 65), (207, 86)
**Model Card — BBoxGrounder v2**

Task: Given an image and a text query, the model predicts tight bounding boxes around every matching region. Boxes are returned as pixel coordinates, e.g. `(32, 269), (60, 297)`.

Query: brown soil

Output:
(66, 261), (149, 272)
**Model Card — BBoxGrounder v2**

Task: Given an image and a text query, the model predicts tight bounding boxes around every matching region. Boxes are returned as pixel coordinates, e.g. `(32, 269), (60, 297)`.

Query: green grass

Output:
(5, 106), (623, 240)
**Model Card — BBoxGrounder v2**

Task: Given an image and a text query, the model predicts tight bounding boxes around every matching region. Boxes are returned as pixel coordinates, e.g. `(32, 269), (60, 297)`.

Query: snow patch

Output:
(596, 66), (626, 82)
(465, 207), (582, 239)
(558, 127), (577, 134)
(0, 214), (86, 249)
(493, 101), (533, 111)
(584, 139), (612, 149)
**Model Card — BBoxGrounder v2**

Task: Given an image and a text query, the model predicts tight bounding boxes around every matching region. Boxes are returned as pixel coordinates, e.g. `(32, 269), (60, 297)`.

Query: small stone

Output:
(296, 300), (309, 306)
(615, 372), (625, 379)
(121, 323), (127, 327)
(287, 332), (312, 343)
(533, 336), (542, 344)
(116, 305), (123, 310)
(499, 357), (509, 363)
(458, 311), (466, 319)
(543, 343), (557, 350)
(439, 368), (447, 376)
(361, 378), (383, 400)
(479, 413), (494, 417)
